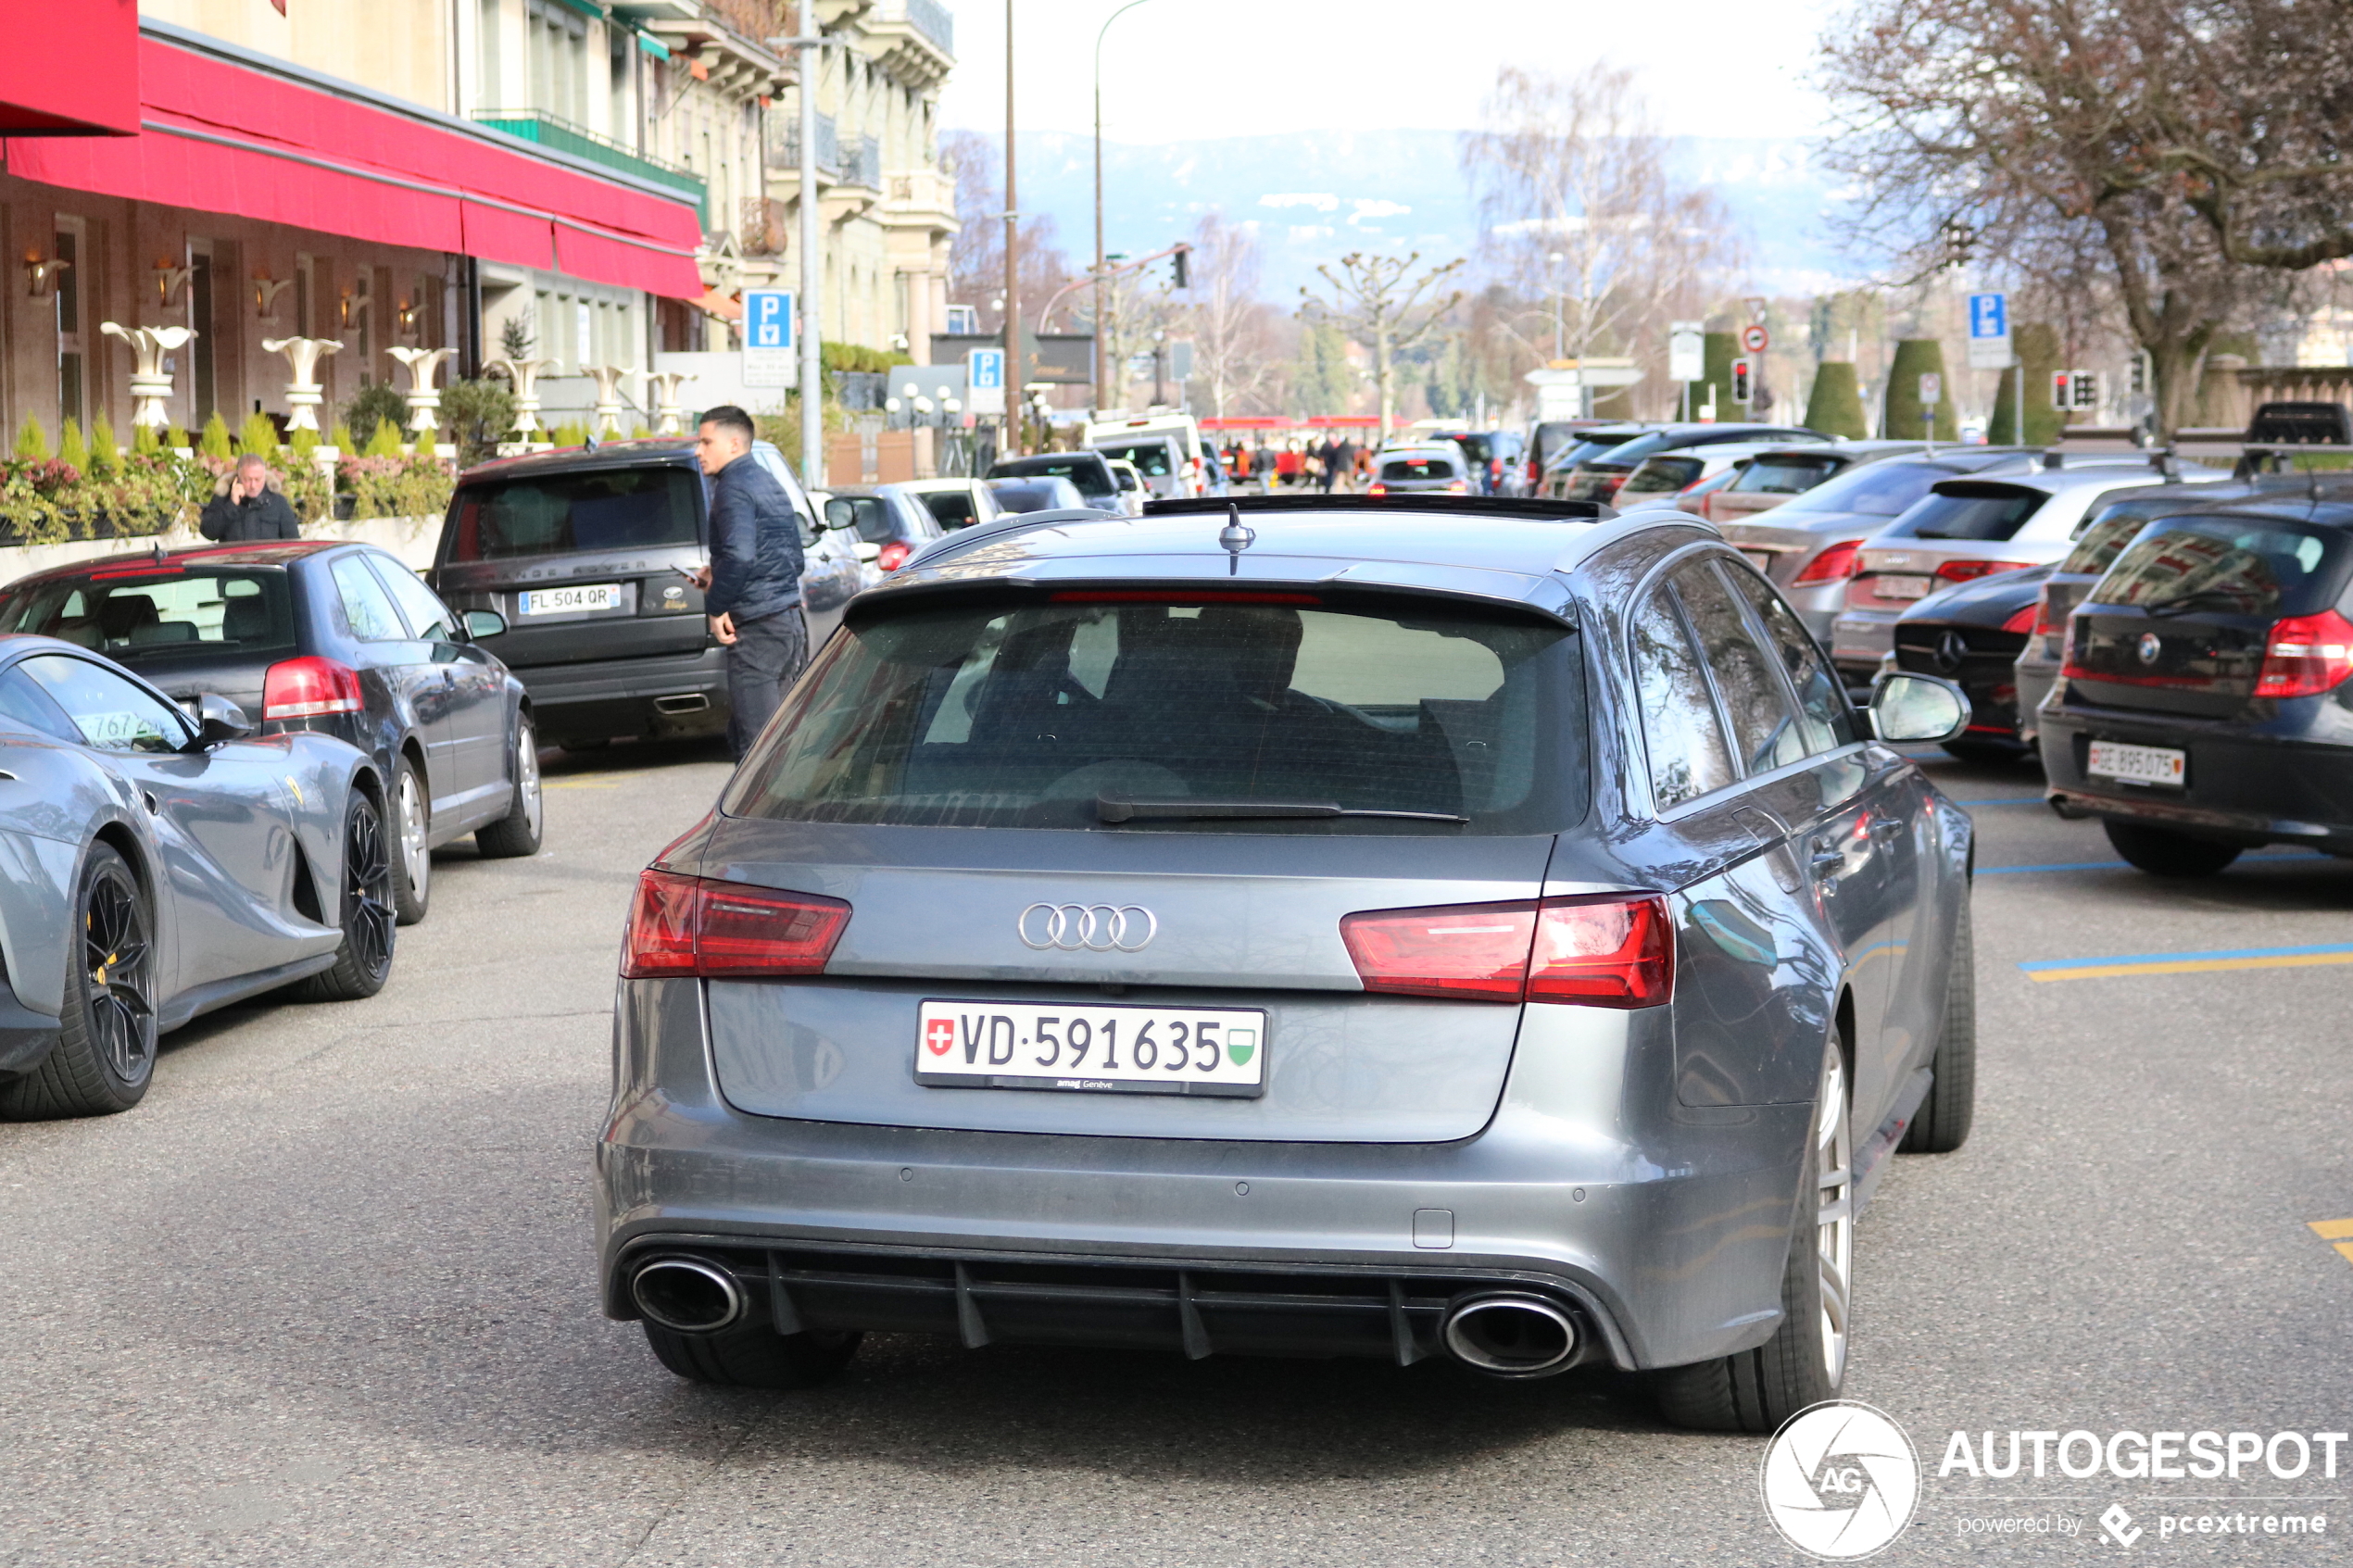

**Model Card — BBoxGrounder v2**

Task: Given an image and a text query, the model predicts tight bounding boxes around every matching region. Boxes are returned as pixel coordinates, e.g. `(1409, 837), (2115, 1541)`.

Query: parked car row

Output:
(1883, 472), (2353, 877)
(0, 533), (547, 1120)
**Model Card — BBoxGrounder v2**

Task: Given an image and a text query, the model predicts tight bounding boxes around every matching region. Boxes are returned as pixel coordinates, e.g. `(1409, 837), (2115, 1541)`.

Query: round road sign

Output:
(1741, 324), (1769, 353)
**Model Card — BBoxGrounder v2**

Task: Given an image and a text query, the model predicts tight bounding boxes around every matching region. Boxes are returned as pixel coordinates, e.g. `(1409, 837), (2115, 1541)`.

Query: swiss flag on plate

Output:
(924, 1019), (956, 1057)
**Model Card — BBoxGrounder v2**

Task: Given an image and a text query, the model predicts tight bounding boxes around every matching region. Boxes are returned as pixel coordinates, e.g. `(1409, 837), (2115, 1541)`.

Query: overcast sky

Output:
(937, 0), (1847, 144)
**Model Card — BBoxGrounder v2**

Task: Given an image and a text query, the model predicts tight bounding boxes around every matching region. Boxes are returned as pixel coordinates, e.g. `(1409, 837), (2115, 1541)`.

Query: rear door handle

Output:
(1869, 817), (1906, 842)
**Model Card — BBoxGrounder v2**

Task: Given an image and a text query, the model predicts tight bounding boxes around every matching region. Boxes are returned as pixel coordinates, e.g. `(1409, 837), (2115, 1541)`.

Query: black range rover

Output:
(2043, 495), (2353, 874)
(428, 439), (867, 751)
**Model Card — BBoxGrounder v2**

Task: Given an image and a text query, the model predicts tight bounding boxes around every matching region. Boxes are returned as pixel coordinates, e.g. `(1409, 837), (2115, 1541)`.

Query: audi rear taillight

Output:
(261, 657), (362, 720)
(1339, 895), (1672, 1009)
(1792, 540), (1863, 586)
(2002, 603), (2038, 634)
(1447, 480), (1468, 493)
(1367, 483), (1388, 496)
(2256, 608), (2353, 699)
(1935, 558), (2035, 584)
(876, 540), (912, 572)
(621, 869), (851, 978)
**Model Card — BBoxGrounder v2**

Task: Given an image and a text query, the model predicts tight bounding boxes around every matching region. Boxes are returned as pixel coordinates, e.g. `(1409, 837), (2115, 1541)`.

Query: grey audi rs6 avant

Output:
(0, 636), (396, 1119)
(596, 495), (1978, 1431)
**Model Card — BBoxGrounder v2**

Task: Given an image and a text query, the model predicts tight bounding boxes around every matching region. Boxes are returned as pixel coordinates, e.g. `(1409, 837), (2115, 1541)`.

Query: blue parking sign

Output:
(741, 290), (796, 388)
(1966, 291), (2012, 369)
(746, 290), (793, 349)
(966, 347), (1006, 414)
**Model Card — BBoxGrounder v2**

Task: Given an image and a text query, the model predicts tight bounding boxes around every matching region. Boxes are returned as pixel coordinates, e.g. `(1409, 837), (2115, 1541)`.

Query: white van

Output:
(1083, 411), (1226, 499)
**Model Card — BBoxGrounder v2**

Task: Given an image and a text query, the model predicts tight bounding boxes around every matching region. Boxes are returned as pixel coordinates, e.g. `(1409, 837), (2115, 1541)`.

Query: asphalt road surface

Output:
(1, 743), (2347, 1566)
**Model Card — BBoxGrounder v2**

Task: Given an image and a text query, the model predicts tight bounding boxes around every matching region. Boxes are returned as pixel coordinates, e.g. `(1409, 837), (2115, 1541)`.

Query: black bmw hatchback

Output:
(2042, 495), (2353, 874)
(0, 541), (542, 922)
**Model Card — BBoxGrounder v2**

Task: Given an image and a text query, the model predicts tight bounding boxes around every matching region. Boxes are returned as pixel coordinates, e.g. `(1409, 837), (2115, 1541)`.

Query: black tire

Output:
(391, 754), (431, 927)
(294, 787), (396, 1001)
(1655, 1044), (1850, 1432)
(641, 1319), (862, 1389)
(0, 846), (157, 1120)
(1901, 898), (1976, 1153)
(475, 716), (544, 859)
(2104, 819), (2242, 877)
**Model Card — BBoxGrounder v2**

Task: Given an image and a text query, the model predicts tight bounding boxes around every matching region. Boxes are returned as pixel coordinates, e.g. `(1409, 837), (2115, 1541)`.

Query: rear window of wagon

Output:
(724, 593), (1587, 834)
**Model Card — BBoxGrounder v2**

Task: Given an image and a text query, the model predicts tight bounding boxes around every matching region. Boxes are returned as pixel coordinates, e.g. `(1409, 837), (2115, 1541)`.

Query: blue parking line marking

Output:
(2021, 941), (2353, 971)
(1980, 852), (2327, 875)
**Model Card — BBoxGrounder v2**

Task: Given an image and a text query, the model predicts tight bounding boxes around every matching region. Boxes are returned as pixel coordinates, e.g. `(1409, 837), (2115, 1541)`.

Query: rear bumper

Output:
(596, 979), (1811, 1371)
(509, 646), (729, 742)
(1831, 609), (1898, 675)
(2042, 703), (2353, 845)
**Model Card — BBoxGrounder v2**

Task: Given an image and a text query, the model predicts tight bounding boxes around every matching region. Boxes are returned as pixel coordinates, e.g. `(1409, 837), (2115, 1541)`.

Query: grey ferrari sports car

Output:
(0, 633), (396, 1119)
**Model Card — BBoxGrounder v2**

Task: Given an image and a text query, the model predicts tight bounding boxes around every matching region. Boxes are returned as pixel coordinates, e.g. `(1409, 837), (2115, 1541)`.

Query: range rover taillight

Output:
(622, 870), (851, 977)
(1340, 895), (1672, 1008)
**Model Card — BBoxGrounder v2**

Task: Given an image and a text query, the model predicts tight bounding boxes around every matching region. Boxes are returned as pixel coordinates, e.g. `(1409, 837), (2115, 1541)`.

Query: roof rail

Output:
(1552, 508), (1721, 574)
(1144, 495), (1617, 521)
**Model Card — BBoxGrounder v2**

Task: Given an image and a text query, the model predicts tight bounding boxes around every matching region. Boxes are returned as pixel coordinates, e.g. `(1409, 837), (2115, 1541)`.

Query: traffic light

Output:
(1172, 245), (1190, 290)
(2050, 370), (2071, 411)
(1731, 357), (1753, 406)
(2071, 370), (2099, 411)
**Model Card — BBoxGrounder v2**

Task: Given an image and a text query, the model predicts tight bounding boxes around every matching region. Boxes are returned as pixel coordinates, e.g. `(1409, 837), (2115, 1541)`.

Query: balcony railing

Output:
(471, 108), (706, 211)
(773, 117), (881, 191)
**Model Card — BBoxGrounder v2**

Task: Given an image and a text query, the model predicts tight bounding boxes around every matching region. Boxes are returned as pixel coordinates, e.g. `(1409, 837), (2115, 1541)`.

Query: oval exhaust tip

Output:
(631, 1256), (746, 1334)
(1441, 1294), (1579, 1378)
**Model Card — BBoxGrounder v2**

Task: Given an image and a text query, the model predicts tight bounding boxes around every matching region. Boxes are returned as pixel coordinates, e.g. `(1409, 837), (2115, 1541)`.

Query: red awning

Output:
(0, 0), (136, 136)
(3, 31), (701, 296)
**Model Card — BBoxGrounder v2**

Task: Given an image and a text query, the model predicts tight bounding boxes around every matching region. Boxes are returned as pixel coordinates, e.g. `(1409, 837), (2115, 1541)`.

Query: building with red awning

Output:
(0, 3), (729, 444)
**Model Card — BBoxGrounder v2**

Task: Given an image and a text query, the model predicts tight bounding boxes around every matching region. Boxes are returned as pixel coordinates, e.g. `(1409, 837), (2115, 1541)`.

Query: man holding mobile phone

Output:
(688, 405), (806, 759)
(199, 453), (302, 542)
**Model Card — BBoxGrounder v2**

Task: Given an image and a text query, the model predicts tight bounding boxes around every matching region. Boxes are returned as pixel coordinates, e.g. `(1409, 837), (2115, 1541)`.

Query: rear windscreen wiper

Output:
(2143, 588), (2252, 617)
(1097, 797), (1469, 825)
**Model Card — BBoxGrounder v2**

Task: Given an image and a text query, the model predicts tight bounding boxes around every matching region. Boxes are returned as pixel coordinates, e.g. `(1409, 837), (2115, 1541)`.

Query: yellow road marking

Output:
(2308, 1217), (2353, 1241)
(2337, 1243), (2353, 1267)
(2025, 952), (2353, 983)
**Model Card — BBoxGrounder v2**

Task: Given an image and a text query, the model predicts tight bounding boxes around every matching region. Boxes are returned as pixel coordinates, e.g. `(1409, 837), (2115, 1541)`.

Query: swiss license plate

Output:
(915, 999), (1267, 1098)
(2087, 739), (2186, 787)
(520, 583), (622, 616)
(1875, 574), (1934, 600)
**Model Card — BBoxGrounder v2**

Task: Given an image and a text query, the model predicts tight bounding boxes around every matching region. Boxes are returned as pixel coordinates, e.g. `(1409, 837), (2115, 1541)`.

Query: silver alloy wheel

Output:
(1815, 1047), (1855, 1386)
(397, 765), (430, 901)
(516, 723), (543, 838)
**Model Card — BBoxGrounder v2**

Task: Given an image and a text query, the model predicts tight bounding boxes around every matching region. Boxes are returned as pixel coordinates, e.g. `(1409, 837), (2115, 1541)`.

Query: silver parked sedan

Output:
(595, 495), (1978, 1432)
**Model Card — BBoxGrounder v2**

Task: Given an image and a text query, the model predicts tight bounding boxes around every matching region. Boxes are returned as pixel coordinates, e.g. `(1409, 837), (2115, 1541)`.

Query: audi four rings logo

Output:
(1018, 903), (1158, 951)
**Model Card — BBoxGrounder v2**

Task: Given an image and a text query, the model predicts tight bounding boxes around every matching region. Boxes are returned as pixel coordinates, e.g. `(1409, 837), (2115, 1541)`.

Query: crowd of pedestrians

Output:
(1219, 434), (1373, 493)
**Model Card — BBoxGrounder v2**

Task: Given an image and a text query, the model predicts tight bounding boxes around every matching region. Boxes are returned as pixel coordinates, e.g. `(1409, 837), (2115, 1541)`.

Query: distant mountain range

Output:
(968, 129), (1860, 302)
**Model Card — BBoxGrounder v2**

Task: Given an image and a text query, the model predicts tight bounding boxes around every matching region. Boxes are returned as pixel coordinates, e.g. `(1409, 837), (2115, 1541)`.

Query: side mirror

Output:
(462, 608), (508, 640)
(1868, 671), (1969, 744)
(191, 692), (257, 748)
(824, 497), (858, 531)
(1116, 470), (1139, 491)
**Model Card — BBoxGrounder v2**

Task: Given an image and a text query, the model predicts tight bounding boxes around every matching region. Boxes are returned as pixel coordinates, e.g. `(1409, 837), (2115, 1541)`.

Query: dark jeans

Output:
(724, 607), (809, 760)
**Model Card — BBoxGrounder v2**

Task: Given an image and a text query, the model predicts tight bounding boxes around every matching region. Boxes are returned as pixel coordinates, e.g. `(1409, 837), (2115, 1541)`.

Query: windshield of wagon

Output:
(724, 594), (1584, 834)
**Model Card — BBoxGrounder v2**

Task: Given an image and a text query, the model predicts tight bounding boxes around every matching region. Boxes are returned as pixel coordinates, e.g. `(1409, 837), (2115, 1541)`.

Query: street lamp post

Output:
(770, 27), (839, 485)
(1003, 0), (1022, 457)
(1093, 0), (1155, 416)
(1548, 250), (1566, 362)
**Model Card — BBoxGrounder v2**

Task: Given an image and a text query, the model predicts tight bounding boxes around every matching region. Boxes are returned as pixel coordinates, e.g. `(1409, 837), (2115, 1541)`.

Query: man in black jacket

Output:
(688, 405), (807, 759)
(198, 455), (303, 542)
